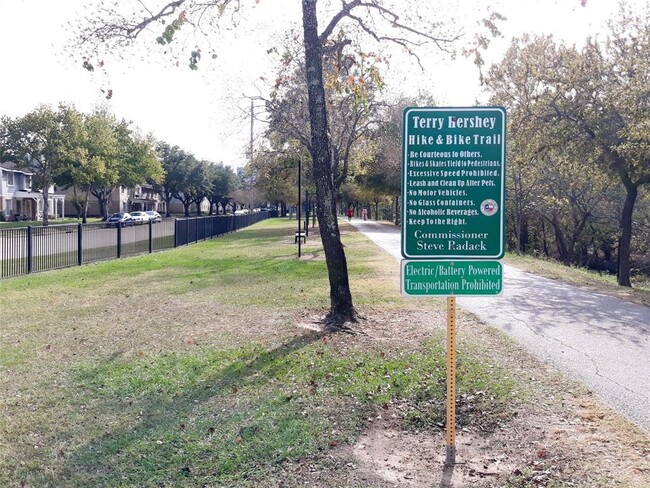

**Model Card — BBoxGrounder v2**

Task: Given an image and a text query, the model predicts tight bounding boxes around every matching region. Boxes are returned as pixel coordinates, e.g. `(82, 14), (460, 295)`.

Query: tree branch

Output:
(318, 0), (458, 60)
(126, 0), (187, 38)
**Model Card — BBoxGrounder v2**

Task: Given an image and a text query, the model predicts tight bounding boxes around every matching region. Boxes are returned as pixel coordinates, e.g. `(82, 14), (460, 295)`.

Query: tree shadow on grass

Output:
(57, 330), (328, 486)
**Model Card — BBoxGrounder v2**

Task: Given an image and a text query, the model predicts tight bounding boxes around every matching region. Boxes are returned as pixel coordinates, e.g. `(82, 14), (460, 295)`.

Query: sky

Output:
(0, 0), (641, 169)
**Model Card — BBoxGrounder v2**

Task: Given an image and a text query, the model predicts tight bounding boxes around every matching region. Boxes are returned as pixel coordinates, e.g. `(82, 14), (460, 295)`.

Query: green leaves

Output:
(484, 8), (650, 280)
(189, 49), (201, 70)
(156, 12), (187, 45)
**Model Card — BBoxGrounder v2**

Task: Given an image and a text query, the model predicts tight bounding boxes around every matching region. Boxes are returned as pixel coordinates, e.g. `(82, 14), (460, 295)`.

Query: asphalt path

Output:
(348, 218), (650, 433)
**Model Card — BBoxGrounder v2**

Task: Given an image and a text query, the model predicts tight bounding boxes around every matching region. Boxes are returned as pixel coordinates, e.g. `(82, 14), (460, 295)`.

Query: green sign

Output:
(401, 260), (503, 296)
(401, 107), (506, 259)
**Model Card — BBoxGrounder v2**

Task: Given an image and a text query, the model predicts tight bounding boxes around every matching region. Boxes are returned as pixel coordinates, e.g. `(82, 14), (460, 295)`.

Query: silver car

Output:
(129, 211), (149, 225)
(144, 210), (162, 223)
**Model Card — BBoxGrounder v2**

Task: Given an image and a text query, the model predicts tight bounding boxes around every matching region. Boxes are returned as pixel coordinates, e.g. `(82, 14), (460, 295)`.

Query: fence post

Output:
(77, 223), (83, 266)
(27, 226), (33, 274)
(148, 220), (153, 253)
(117, 223), (122, 258)
(195, 216), (199, 243)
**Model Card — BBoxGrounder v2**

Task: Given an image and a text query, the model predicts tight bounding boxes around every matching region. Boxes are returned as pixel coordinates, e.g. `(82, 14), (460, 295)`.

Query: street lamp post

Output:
(297, 159), (302, 258)
(305, 189), (309, 237)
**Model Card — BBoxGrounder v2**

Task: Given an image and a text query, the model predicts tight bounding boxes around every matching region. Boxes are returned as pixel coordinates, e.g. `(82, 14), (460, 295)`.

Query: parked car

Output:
(234, 209), (249, 215)
(129, 211), (149, 225)
(105, 212), (134, 227)
(144, 210), (162, 223)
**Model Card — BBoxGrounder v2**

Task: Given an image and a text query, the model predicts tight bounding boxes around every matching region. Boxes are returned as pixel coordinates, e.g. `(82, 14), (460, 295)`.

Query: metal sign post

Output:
(446, 296), (457, 465)
(400, 106), (507, 467)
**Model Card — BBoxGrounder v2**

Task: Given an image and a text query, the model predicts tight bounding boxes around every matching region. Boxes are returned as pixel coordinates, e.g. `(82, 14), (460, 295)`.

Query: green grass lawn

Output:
(1, 219), (647, 487)
(0, 219), (521, 486)
(504, 252), (650, 307)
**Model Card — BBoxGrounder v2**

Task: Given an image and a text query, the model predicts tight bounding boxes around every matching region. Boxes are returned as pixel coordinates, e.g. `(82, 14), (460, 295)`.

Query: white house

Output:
(167, 194), (210, 215)
(0, 162), (65, 221)
(57, 183), (167, 218)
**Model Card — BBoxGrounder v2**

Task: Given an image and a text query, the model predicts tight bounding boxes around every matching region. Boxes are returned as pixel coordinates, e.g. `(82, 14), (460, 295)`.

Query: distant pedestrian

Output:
(362, 207), (368, 221)
(347, 207), (353, 221)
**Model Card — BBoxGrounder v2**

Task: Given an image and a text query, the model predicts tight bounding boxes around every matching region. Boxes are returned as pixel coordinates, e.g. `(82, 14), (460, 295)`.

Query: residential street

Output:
(348, 218), (650, 433)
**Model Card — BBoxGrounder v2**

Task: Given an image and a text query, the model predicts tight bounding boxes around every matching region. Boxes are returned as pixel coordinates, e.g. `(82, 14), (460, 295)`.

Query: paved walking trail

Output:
(348, 218), (650, 433)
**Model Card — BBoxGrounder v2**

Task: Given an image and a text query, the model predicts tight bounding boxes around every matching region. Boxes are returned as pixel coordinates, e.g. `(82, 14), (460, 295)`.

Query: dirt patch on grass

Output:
(283, 310), (650, 487)
(327, 397), (650, 487)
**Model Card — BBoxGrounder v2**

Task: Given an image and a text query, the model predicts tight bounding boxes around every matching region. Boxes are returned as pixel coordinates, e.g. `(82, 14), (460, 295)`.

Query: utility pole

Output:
(250, 98), (254, 165)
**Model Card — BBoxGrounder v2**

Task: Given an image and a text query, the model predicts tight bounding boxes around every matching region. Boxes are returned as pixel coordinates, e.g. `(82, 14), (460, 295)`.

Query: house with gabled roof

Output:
(0, 162), (65, 221)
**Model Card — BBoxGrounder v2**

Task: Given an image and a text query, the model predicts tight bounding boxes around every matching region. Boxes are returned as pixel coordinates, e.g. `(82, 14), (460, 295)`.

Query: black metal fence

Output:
(0, 212), (276, 279)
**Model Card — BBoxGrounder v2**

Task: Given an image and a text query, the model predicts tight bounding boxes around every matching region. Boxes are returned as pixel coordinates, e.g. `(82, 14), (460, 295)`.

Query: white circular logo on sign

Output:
(480, 199), (498, 216)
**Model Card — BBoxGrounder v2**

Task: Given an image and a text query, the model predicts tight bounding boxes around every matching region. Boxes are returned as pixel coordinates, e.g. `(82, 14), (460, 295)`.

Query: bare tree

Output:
(73, 0), (500, 325)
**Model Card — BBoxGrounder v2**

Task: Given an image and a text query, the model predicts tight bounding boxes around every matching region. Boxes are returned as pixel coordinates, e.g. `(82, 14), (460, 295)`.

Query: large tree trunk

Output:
(617, 184), (638, 287)
(71, 186), (83, 219)
(520, 216), (529, 253)
(540, 218), (550, 257)
(82, 184), (92, 224)
(302, 0), (356, 325)
(394, 195), (399, 226)
(164, 193), (173, 217)
(42, 188), (50, 226)
(514, 217), (522, 254)
(549, 213), (570, 264)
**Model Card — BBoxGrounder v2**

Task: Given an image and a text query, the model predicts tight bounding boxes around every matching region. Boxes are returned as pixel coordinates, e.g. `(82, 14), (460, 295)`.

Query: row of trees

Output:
(73, 0), (501, 325)
(154, 142), (239, 218)
(1, 105), (162, 225)
(251, 5), (650, 288)
(0, 105), (241, 223)
(483, 4), (650, 286)
(65, 0), (649, 324)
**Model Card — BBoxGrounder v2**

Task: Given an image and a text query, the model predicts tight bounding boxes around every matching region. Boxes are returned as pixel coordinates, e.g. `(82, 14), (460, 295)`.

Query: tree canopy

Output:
(2, 104), (88, 225)
(71, 0), (502, 324)
(484, 3), (650, 285)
